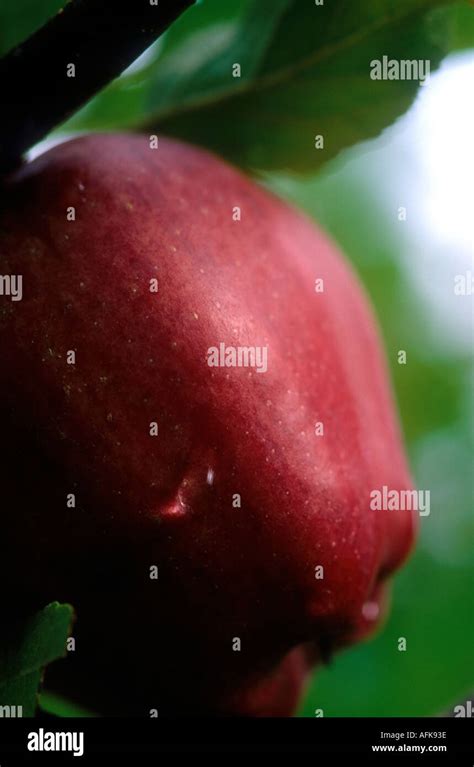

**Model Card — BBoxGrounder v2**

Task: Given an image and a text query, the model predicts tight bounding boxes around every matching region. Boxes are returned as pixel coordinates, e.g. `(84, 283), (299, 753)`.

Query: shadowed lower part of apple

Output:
(0, 135), (416, 716)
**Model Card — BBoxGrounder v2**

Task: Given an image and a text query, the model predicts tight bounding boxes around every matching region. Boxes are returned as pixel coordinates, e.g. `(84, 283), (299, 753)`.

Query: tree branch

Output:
(0, 0), (195, 173)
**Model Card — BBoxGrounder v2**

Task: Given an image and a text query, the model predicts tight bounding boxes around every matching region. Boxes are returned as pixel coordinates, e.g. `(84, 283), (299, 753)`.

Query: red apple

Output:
(0, 135), (415, 715)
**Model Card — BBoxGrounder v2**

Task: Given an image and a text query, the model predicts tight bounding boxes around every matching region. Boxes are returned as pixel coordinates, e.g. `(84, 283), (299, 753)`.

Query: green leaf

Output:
(63, 0), (462, 174)
(0, 602), (73, 715)
(147, 0), (459, 172)
(0, 0), (64, 57)
(38, 691), (96, 718)
(0, 671), (42, 717)
(448, 0), (474, 50)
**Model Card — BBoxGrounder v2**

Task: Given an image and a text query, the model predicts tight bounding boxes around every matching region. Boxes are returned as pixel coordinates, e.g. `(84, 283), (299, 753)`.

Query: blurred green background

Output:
(1, 0), (472, 717)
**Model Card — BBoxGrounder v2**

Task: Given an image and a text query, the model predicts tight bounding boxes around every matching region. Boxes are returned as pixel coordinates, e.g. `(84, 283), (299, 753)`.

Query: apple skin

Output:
(0, 135), (415, 716)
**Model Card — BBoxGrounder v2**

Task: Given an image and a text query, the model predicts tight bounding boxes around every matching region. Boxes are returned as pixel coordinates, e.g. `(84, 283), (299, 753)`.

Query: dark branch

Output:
(0, 0), (195, 173)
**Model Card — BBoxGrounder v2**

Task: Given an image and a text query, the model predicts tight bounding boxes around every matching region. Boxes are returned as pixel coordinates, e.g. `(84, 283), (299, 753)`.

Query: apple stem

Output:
(0, 0), (195, 174)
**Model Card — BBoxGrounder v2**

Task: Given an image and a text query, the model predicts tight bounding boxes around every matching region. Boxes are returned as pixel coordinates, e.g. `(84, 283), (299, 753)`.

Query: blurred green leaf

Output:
(0, 602), (73, 715)
(38, 691), (96, 718)
(0, 0), (63, 56)
(0, 671), (42, 717)
(449, 0), (474, 49)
